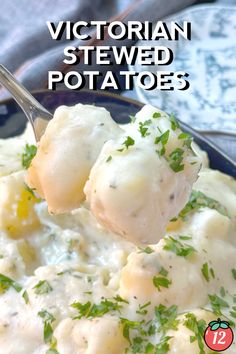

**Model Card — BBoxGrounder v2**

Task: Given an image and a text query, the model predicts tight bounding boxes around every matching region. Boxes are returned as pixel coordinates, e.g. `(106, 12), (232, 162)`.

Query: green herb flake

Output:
(71, 298), (122, 319)
(155, 130), (170, 156)
(179, 235), (192, 240)
(168, 148), (184, 172)
(159, 267), (168, 277)
(33, 280), (53, 295)
(106, 155), (112, 163)
(153, 268), (171, 291)
(130, 115), (136, 123)
(136, 301), (151, 316)
(0, 273), (22, 293)
(155, 336), (172, 354)
(131, 336), (144, 352)
(120, 318), (142, 343)
(113, 295), (129, 304)
(178, 190), (229, 220)
(201, 263), (210, 282)
(47, 336), (59, 354)
(46, 349), (59, 354)
(122, 136), (135, 150)
(22, 144), (37, 169)
(208, 294), (229, 315)
(38, 309), (56, 344)
(178, 132), (193, 148)
(232, 269), (236, 280)
(24, 183), (36, 197)
(138, 120), (152, 137)
(145, 342), (155, 353)
(153, 112), (161, 119)
(22, 290), (29, 304)
(71, 301), (91, 318)
(155, 130), (170, 146)
(210, 267), (215, 279)
(169, 113), (180, 131)
(155, 304), (179, 334)
(220, 287), (226, 298)
(163, 236), (196, 258)
(184, 313), (206, 354)
(89, 299), (121, 318)
(138, 246), (154, 254)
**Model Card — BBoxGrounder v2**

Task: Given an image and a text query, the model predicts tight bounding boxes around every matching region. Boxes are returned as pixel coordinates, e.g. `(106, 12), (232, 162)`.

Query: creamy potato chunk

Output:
(27, 104), (122, 213)
(85, 105), (200, 244)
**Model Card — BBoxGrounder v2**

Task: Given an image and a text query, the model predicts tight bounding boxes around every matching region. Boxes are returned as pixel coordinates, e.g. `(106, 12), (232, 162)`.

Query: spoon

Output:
(0, 64), (52, 141)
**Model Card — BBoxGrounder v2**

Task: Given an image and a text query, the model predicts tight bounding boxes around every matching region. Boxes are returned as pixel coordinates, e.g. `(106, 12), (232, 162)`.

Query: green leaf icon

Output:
(211, 323), (220, 330)
(220, 322), (229, 329)
(209, 321), (218, 327)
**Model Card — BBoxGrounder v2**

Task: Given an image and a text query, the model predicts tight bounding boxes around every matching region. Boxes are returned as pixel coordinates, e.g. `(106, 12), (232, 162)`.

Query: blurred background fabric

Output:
(0, 0), (235, 160)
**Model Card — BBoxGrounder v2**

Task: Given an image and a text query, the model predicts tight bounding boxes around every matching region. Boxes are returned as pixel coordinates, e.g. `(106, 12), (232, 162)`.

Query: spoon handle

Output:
(0, 64), (52, 141)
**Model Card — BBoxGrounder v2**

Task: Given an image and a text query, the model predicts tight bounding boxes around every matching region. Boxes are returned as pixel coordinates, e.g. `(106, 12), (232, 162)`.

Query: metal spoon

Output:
(0, 64), (52, 141)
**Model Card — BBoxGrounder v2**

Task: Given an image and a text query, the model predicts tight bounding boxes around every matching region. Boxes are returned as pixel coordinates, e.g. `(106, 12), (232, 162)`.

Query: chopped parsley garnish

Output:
(169, 113), (179, 131)
(168, 148), (184, 172)
(153, 112), (161, 119)
(113, 295), (129, 304)
(208, 294), (229, 316)
(0, 273), (22, 293)
(155, 336), (172, 354)
(46, 349), (59, 354)
(120, 318), (142, 343)
(24, 183), (36, 196)
(106, 155), (112, 163)
(38, 309), (56, 343)
(232, 269), (236, 280)
(139, 120), (152, 137)
(220, 286), (226, 297)
(33, 280), (53, 295)
(71, 298), (122, 319)
(130, 115), (136, 123)
(71, 301), (91, 318)
(145, 342), (155, 353)
(155, 130), (170, 146)
(138, 246), (154, 254)
(118, 136), (135, 152)
(155, 304), (179, 334)
(153, 267), (172, 291)
(178, 132), (192, 148)
(155, 130), (170, 156)
(123, 136), (135, 149)
(183, 313), (206, 354)
(136, 302), (151, 316)
(22, 144), (37, 169)
(201, 263), (215, 282)
(130, 336), (143, 353)
(178, 190), (229, 220)
(179, 235), (192, 240)
(163, 236), (196, 258)
(22, 290), (29, 304)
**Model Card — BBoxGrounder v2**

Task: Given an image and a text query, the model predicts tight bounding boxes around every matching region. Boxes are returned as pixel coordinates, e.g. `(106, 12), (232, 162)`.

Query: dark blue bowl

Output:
(0, 89), (235, 178)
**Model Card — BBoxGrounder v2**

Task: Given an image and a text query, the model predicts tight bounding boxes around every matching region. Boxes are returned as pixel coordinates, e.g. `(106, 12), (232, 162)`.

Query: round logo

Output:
(204, 318), (234, 352)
